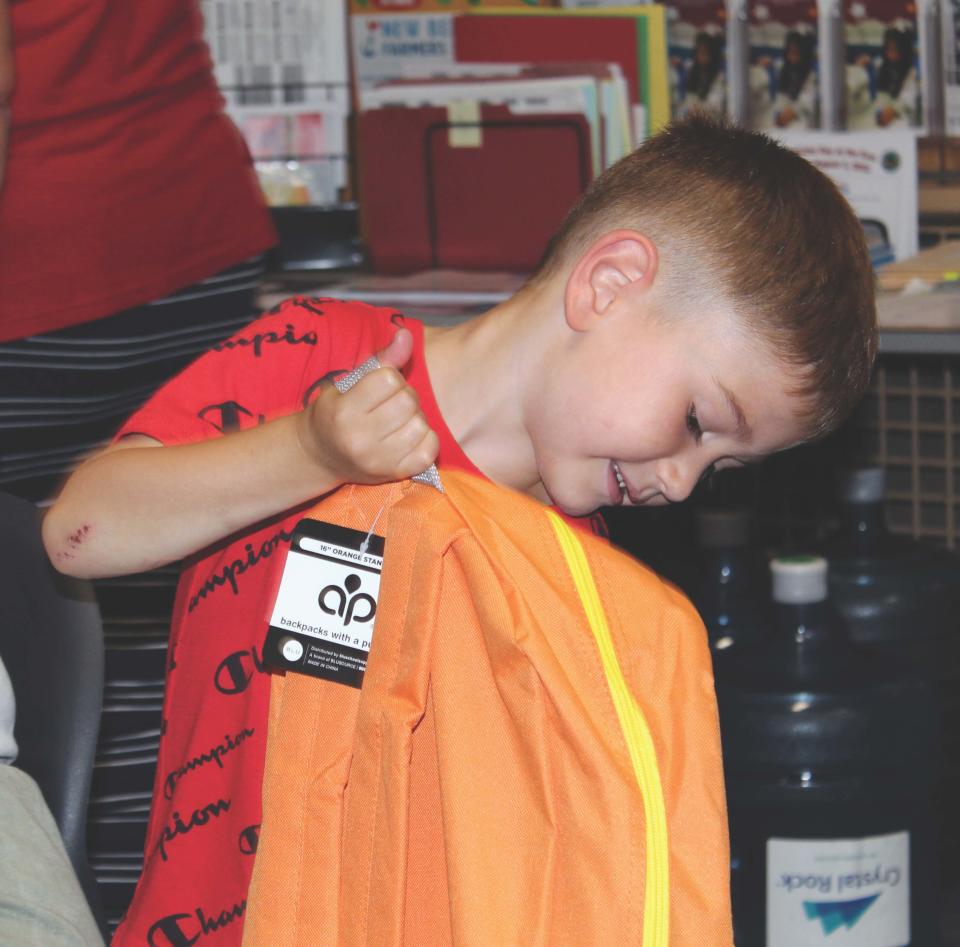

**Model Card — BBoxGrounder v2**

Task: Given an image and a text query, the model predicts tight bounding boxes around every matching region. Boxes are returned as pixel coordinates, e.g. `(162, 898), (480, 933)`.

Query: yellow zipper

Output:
(546, 510), (670, 947)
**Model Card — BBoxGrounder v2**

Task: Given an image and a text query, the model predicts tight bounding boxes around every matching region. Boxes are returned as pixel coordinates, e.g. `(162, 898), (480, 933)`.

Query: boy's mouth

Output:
(610, 460), (628, 505)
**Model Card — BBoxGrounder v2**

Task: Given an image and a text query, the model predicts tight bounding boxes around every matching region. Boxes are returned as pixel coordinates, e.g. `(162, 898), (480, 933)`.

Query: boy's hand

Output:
(298, 328), (440, 485)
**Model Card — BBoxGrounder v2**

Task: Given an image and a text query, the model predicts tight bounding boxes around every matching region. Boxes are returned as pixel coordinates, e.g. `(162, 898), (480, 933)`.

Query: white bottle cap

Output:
(770, 556), (829, 604)
(697, 509), (751, 548)
(839, 467), (885, 504)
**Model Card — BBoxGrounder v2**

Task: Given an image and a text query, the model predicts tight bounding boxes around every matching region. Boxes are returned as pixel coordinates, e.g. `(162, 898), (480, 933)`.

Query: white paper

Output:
(351, 13), (457, 92)
(201, 0), (349, 104)
(776, 129), (918, 260)
(270, 542), (382, 653)
(199, 0), (350, 204)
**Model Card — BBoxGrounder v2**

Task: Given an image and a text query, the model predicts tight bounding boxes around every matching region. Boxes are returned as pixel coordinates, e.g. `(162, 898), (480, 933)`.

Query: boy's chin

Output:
(537, 468), (601, 518)
(547, 488), (600, 518)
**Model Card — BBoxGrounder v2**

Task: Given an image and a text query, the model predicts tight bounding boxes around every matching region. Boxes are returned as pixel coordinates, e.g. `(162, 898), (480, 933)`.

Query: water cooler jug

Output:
(716, 556), (940, 946)
(824, 466), (960, 876)
(688, 507), (769, 651)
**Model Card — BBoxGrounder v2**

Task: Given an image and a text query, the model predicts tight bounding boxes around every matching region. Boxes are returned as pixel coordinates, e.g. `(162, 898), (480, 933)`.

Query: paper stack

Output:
(355, 5), (669, 274)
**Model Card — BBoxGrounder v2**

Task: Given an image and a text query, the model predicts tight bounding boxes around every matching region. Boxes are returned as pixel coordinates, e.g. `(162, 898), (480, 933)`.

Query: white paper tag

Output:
(447, 100), (482, 148)
(767, 832), (910, 946)
(264, 519), (384, 688)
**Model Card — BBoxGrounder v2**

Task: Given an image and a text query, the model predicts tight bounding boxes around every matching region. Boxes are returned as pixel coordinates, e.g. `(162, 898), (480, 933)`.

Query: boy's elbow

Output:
(41, 507), (97, 579)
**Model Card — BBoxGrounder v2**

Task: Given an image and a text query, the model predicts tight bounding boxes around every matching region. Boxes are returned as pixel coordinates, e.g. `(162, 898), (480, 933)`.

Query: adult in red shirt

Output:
(0, 0), (276, 501)
(0, 1), (275, 935)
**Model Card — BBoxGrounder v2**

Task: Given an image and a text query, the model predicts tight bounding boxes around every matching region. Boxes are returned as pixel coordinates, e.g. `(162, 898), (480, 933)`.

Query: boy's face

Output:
(524, 302), (809, 516)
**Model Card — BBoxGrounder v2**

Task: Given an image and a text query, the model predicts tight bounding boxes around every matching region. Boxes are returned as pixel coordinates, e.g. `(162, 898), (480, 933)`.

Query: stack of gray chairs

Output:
(86, 565), (175, 935)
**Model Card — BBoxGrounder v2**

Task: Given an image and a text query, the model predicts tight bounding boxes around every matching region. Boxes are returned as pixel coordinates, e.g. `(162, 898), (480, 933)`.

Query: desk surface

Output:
(878, 290), (960, 354)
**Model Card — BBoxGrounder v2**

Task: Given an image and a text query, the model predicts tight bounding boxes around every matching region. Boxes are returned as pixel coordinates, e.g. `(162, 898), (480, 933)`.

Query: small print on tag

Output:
(263, 519), (384, 689)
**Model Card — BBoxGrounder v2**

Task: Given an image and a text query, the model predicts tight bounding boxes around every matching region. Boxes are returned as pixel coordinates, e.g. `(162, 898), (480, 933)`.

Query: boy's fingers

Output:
(394, 428), (440, 479)
(367, 385), (421, 436)
(375, 328), (414, 371)
(344, 365), (409, 412)
(378, 411), (431, 458)
(335, 329), (413, 411)
(378, 412), (437, 468)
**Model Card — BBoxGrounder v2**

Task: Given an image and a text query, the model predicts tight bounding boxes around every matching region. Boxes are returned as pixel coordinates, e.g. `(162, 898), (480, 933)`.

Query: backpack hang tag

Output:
(263, 518), (384, 689)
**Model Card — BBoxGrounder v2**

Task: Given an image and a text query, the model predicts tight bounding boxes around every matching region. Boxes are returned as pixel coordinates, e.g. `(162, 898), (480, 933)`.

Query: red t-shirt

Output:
(1, 0), (275, 341)
(110, 298), (603, 945)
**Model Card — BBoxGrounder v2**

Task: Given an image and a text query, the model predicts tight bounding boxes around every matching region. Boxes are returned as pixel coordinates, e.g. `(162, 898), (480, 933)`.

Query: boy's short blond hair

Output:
(530, 114), (878, 440)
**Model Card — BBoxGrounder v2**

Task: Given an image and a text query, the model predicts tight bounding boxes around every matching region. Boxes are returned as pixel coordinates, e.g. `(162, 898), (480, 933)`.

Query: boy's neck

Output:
(422, 279), (561, 501)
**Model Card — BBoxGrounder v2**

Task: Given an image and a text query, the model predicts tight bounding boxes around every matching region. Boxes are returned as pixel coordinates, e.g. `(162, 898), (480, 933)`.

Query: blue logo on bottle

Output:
(803, 893), (881, 935)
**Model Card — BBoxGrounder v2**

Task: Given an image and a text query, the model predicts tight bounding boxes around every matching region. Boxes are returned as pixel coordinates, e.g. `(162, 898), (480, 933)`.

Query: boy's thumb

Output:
(376, 327), (414, 370)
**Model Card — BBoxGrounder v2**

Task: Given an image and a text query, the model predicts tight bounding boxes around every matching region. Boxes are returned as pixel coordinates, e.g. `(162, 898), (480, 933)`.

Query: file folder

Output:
(358, 104), (592, 272)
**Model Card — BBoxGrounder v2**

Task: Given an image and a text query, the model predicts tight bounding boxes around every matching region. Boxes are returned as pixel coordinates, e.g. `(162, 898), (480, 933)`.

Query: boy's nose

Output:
(655, 457), (701, 503)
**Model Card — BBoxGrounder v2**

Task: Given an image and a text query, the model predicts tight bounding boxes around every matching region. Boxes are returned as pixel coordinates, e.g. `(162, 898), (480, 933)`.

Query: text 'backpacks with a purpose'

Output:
(243, 471), (733, 946)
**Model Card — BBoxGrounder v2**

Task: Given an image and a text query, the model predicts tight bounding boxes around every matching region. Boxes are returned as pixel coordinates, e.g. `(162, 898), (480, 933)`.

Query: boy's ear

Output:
(564, 230), (659, 331)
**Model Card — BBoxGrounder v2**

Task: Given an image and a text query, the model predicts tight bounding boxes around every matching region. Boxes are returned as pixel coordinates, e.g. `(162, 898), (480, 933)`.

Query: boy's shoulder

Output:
(221, 295), (414, 372)
(113, 297), (419, 447)
(257, 295), (408, 340)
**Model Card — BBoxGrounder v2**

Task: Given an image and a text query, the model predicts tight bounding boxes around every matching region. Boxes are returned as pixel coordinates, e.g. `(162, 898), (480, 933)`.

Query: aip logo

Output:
(319, 574), (376, 626)
(803, 893), (881, 935)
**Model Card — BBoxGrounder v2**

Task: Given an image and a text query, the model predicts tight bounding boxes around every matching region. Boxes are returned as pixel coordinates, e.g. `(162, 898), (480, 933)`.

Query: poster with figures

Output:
(668, 0), (729, 118)
(942, 0), (960, 130)
(749, 0), (821, 128)
(199, 0), (350, 205)
(844, 0), (921, 128)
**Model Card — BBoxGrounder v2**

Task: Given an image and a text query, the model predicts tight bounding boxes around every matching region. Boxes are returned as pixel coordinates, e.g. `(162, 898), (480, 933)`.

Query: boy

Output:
(43, 115), (876, 944)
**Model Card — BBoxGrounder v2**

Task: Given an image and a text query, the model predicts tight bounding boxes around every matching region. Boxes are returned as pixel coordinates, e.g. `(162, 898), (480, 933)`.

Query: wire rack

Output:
(734, 355), (960, 550)
(856, 356), (960, 545)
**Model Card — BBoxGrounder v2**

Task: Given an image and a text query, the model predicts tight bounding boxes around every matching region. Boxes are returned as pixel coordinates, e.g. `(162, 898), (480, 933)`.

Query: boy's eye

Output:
(686, 404), (703, 444)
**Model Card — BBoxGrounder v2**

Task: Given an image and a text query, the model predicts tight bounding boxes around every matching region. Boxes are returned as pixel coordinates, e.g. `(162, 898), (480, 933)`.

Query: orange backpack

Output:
(243, 471), (733, 946)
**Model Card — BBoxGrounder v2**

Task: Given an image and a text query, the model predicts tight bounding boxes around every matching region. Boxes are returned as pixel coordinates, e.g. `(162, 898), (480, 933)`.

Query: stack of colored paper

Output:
(454, 6), (670, 142)
(354, 5), (669, 273)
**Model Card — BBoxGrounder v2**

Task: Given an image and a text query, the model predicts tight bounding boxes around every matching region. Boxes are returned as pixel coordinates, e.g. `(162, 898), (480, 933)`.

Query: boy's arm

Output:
(42, 330), (439, 578)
